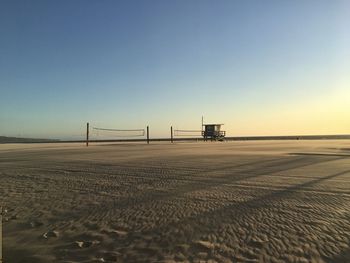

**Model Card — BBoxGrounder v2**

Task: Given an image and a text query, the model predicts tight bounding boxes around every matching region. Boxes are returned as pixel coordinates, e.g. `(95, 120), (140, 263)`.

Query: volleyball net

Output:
(91, 127), (145, 139)
(86, 123), (149, 145)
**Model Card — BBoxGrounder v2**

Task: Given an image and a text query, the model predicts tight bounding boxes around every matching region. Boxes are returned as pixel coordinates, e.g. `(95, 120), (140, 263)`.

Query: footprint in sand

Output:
(110, 230), (128, 238)
(29, 220), (44, 228)
(195, 240), (215, 250)
(99, 251), (122, 261)
(102, 229), (128, 238)
(42, 230), (59, 239)
(74, 240), (101, 248)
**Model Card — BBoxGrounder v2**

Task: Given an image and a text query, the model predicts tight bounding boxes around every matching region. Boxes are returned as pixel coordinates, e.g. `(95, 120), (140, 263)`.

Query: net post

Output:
(86, 122), (89, 147)
(146, 126), (150, 144)
(171, 126), (173, 143)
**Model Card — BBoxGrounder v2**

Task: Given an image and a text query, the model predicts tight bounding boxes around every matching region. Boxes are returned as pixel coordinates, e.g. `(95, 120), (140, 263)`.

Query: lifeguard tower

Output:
(202, 123), (226, 141)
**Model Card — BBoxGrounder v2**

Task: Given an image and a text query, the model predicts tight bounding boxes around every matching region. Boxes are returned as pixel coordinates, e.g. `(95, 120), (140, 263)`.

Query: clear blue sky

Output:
(1, 0), (349, 139)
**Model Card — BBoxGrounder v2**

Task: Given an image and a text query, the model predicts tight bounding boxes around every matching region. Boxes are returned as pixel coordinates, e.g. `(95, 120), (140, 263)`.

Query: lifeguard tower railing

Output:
(202, 130), (226, 138)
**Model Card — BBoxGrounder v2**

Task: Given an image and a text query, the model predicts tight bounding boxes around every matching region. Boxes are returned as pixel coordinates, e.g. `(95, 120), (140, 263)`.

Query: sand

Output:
(1, 140), (350, 263)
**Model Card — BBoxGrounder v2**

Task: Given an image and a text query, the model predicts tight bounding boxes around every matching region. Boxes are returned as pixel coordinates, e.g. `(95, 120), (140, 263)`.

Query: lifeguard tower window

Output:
(202, 124), (226, 141)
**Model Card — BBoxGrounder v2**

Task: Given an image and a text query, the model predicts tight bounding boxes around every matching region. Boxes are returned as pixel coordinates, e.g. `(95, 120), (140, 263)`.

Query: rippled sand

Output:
(1, 140), (350, 262)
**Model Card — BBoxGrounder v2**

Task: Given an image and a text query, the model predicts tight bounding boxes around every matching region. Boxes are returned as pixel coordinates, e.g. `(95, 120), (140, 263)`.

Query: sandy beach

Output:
(1, 140), (350, 262)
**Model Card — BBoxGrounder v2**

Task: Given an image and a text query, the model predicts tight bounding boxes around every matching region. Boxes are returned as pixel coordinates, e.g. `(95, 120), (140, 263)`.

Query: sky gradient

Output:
(1, 0), (349, 139)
